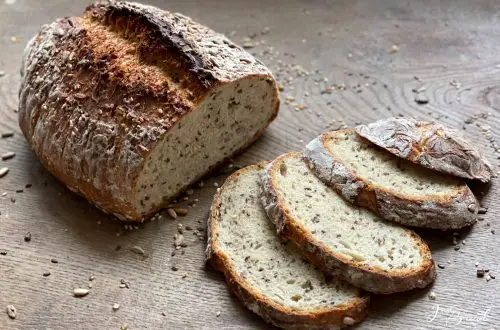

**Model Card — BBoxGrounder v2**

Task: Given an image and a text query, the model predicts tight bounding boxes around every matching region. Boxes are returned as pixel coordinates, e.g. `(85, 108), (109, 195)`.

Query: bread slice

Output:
(355, 117), (493, 182)
(206, 163), (369, 329)
(303, 129), (478, 230)
(19, 1), (279, 221)
(261, 153), (436, 294)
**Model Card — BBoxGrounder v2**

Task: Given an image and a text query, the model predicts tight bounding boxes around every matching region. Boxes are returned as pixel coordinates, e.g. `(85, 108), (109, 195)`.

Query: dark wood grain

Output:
(1, 0), (499, 329)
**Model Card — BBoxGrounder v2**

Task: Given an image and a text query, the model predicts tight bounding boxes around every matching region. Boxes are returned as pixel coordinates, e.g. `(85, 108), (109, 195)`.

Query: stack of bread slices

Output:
(206, 117), (493, 329)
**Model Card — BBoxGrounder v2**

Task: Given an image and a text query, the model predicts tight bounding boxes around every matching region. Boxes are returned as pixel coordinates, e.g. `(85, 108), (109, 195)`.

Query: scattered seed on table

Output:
(25, 183), (32, 189)
(24, 232), (31, 242)
(216, 311), (221, 317)
(477, 269), (485, 278)
(167, 208), (177, 219)
(1, 152), (15, 161)
(130, 245), (145, 255)
(485, 274), (492, 281)
(1, 132), (14, 138)
(429, 291), (436, 300)
(6, 305), (16, 319)
(0, 250), (7, 255)
(0, 167), (9, 178)
(73, 288), (89, 297)
(16, 189), (23, 193)
(478, 207), (488, 214)
(174, 207), (188, 216)
(88, 283), (93, 289)
(171, 266), (178, 271)
(161, 311), (167, 316)
(0, 71), (5, 77)
(437, 264), (445, 269)
(51, 258), (59, 263)
(89, 275), (95, 281)
(43, 271), (51, 277)
(112, 303), (120, 311)
(415, 94), (429, 104)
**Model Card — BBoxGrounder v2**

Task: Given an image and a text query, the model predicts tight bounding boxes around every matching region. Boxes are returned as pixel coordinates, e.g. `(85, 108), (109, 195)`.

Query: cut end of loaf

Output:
(135, 77), (277, 216)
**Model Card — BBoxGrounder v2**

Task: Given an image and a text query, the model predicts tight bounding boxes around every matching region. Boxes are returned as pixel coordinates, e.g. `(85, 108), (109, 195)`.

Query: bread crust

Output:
(261, 152), (436, 294)
(206, 164), (369, 329)
(18, 1), (279, 221)
(355, 118), (493, 182)
(304, 130), (478, 230)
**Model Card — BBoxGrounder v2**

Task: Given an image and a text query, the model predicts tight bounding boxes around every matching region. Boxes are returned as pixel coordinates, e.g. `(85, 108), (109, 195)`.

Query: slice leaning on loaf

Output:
(355, 117), (493, 182)
(303, 130), (478, 230)
(19, 1), (279, 221)
(261, 153), (436, 294)
(206, 163), (369, 330)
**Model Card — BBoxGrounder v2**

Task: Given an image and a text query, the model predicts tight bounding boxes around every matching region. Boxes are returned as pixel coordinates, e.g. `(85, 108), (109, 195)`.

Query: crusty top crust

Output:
(355, 118), (493, 182)
(19, 1), (277, 220)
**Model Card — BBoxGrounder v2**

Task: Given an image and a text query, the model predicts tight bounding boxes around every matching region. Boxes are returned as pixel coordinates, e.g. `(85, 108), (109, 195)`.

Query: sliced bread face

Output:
(304, 130), (478, 230)
(261, 153), (436, 294)
(206, 164), (369, 330)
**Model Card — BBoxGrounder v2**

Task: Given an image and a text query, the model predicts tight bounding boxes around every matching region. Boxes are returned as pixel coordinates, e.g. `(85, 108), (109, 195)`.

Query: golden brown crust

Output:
(261, 152), (436, 294)
(19, 1), (279, 221)
(206, 164), (369, 329)
(303, 130), (478, 230)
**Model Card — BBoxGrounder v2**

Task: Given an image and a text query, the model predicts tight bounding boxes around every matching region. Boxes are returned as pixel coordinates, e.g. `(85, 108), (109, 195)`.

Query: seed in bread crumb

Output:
(429, 291), (436, 300)
(343, 316), (355, 325)
(467, 204), (476, 212)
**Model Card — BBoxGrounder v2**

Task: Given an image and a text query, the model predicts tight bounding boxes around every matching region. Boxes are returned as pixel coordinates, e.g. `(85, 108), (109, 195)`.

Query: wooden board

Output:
(1, 0), (499, 329)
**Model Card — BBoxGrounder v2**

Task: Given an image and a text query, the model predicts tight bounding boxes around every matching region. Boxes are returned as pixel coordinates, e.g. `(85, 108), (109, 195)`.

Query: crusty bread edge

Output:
(206, 163), (369, 329)
(261, 152), (436, 294)
(303, 130), (478, 230)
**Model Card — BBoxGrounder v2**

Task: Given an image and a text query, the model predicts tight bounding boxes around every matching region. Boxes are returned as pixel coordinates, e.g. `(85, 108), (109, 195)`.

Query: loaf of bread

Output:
(19, 1), (279, 221)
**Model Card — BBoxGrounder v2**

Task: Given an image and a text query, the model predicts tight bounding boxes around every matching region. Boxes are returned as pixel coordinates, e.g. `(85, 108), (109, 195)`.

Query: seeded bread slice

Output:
(355, 118), (493, 182)
(206, 163), (369, 329)
(303, 130), (478, 230)
(261, 153), (436, 294)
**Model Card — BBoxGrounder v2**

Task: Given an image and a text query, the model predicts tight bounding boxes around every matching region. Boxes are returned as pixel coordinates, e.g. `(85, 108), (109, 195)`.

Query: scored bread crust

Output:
(206, 163), (369, 330)
(19, 1), (279, 221)
(303, 130), (478, 230)
(355, 118), (493, 182)
(261, 152), (436, 294)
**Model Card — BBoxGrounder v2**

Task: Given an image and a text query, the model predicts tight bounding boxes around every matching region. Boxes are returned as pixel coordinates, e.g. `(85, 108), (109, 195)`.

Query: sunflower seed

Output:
(6, 305), (16, 319)
(1, 152), (15, 161)
(73, 288), (89, 297)
(130, 245), (145, 255)
(167, 208), (177, 219)
(0, 167), (9, 178)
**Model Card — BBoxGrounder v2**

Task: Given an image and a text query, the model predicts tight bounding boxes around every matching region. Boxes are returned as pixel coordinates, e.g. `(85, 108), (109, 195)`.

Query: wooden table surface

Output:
(1, 0), (499, 329)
